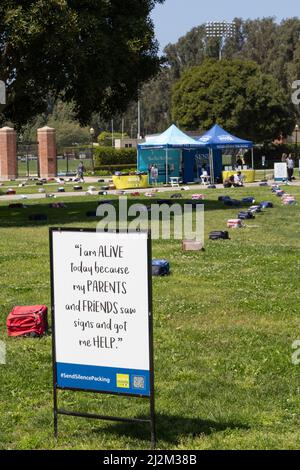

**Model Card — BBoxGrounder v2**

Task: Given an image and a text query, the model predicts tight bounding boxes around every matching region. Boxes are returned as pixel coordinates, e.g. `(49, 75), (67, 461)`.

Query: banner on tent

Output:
(138, 148), (181, 183)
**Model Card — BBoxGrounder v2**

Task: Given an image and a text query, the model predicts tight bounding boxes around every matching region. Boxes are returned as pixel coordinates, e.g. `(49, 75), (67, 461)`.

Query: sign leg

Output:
(150, 394), (156, 449)
(53, 386), (58, 439)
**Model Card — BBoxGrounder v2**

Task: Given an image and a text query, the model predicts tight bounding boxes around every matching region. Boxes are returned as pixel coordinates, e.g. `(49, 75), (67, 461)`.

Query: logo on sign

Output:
(116, 373), (130, 389)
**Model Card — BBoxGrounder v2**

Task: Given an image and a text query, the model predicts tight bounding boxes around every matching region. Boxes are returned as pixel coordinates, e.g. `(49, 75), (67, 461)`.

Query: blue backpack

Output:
(242, 197), (255, 204)
(260, 201), (273, 209)
(152, 259), (170, 276)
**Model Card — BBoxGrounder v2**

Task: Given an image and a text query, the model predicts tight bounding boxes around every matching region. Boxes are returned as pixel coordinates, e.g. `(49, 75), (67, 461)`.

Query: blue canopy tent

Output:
(138, 124), (208, 184)
(197, 124), (253, 183)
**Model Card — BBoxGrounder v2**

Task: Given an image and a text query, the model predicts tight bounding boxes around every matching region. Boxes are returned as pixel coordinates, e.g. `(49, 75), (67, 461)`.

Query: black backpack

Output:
(209, 231), (229, 240)
(238, 211), (255, 220)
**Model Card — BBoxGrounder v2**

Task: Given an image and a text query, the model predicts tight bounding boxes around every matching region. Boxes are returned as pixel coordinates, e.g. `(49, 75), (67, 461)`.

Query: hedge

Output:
(94, 147), (137, 168)
(93, 163), (137, 175)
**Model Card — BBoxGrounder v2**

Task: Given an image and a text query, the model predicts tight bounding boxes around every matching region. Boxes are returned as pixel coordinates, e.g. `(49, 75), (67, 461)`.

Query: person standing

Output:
(151, 164), (158, 185)
(77, 161), (85, 182)
(148, 163), (152, 181)
(286, 154), (295, 182)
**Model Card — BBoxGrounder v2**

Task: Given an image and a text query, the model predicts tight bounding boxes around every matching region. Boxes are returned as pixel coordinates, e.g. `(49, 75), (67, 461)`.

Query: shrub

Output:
(94, 147), (137, 168)
(93, 166), (137, 176)
(98, 131), (129, 147)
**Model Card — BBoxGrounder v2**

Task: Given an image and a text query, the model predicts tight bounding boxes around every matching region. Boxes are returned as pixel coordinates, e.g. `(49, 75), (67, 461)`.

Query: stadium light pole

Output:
(89, 127), (95, 173)
(205, 21), (236, 60)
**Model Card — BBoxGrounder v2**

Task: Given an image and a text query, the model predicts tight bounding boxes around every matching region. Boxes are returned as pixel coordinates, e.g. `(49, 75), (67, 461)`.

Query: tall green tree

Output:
(0, 0), (164, 128)
(134, 17), (300, 135)
(172, 59), (296, 143)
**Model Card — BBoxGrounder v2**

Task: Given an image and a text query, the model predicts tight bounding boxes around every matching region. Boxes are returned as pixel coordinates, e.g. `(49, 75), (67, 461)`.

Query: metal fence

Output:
(58, 147), (94, 176)
(17, 141), (39, 178)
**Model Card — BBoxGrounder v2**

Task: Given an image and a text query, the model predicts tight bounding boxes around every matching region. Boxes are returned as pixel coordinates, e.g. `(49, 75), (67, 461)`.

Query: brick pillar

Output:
(37, 126), (57, 178)
(0, 127), (17, 180)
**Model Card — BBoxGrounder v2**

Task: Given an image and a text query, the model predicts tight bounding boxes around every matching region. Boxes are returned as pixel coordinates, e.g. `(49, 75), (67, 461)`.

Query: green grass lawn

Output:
(1, 186), (300, 450)
(0, 180), (109, 196)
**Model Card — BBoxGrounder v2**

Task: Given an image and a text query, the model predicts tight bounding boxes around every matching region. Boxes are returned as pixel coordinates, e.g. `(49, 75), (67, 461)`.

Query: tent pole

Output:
(209, 148), (214, 184)
(180, 149), (183, 182)
(251, 148), (254, 169)
(165, 147), (168, 184)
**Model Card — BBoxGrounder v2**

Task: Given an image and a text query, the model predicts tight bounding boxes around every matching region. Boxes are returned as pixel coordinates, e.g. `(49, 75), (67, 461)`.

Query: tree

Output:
(171, 59), (296, 143)
(164, 25), (208, 80)
(98, 131), (128, 146)
(21, 100), (90, 150)
(133, 17), (300, 135)
(0, 0), (164, 128)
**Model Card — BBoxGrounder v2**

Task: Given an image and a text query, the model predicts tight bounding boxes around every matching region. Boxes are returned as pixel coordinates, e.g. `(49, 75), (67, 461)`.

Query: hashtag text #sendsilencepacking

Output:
(60, 373), (110, 383)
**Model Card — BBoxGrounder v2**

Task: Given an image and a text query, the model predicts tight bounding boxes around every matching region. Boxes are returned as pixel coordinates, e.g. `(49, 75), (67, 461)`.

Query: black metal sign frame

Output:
(49, 227), (156, 448)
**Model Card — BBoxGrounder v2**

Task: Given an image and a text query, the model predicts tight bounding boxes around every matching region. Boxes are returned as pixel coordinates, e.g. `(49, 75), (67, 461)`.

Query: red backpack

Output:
(6, 305), (48, 337)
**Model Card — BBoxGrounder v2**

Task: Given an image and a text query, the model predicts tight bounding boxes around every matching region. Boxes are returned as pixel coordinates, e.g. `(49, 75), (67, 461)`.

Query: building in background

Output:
(114, 138), (144, 149)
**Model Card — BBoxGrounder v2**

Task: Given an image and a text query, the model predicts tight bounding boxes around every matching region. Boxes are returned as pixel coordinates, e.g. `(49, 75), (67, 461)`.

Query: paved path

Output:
(1, 180), (300, 202)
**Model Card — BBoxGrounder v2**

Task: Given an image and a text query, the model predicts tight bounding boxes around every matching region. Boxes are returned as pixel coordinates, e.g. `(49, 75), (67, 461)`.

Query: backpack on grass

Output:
(152, 259), (170, 276)
(249, 205), (262, 213)
(238, 211), (255, 220)
(7, 305), (48, 337)
(242, 197), (255, 204)
(260, 201), (273, 209)
(227, 219), (243, 229)
(209, 231), (230, 240)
